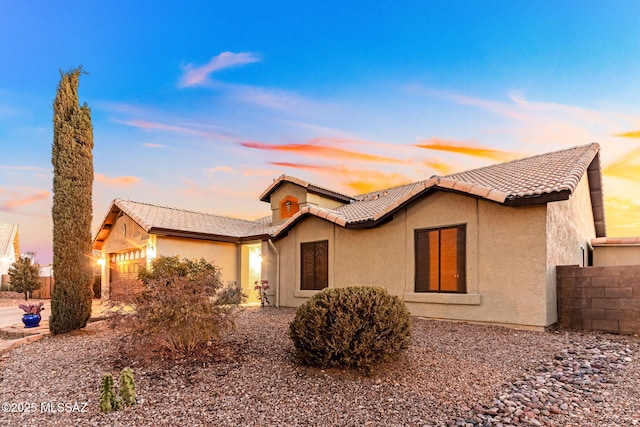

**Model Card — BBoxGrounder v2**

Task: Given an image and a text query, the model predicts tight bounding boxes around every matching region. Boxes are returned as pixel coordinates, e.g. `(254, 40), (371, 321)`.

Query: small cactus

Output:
(99, 374), (120, 412)
(119, 368), (137, 407)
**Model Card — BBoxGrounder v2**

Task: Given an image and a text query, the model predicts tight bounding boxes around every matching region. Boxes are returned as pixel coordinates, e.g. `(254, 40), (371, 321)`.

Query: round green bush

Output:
(289, 286), (411, 371)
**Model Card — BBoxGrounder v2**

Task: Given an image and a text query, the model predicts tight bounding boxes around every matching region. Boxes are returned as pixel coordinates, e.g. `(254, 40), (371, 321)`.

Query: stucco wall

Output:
(269, 183), (346, 226)
(156, 236), (239, 284)
(100, 215), (150, 299)
(334, 210), (407, 296)
(271, 190), (556, 328)
(546, 176), (597, 324)
(593, 246), (640, 266)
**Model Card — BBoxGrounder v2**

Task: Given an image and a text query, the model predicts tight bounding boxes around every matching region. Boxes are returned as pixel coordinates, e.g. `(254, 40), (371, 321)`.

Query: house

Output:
(590, 237), (640, 266)
(0, 224), (20, 289)
(93, 143), (605, 329)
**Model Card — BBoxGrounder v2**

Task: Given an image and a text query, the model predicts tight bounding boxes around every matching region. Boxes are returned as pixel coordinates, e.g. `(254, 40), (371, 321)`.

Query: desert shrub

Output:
(289, 286), (411, 371)
(116, 256), (245, 355)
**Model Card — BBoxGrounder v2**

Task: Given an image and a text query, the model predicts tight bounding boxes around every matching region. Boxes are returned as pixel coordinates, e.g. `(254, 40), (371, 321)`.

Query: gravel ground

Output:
(0, 307), (639, 426)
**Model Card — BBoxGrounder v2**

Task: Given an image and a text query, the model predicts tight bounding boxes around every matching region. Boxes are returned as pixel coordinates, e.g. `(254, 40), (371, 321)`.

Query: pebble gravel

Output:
(0, 307), (638, 426)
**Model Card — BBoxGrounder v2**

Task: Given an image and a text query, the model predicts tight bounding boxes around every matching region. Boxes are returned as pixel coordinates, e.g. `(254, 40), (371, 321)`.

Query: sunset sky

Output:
(2, 2), (640, 264)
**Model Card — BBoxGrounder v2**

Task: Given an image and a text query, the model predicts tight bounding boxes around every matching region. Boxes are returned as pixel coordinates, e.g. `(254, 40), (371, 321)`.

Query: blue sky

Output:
(2, 1), (640, 264)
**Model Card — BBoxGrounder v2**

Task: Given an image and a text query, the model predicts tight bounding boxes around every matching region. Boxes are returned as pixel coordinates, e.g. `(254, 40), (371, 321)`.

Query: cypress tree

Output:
(50, 67), (94, 335)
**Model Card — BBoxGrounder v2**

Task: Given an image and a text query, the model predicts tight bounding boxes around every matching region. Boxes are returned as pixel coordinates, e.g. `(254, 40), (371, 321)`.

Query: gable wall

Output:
(103, 215), (149, 254)
(270, 190), (553, 328)
(269, 183), (346, 226)
(99, 214), (241, 299)
(546, 175), (597, 324)
(156, 236), (239, 284)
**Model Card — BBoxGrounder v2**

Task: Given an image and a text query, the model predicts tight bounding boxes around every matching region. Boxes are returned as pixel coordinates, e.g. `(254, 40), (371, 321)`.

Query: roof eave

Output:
(586, 152), (606, 237)
(149, 228), (243, 244)
(501, 189), (572, 207)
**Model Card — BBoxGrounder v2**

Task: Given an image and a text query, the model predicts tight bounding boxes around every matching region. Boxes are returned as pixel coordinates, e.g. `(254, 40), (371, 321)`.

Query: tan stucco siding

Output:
(272, 191), (553, 328)
(100, 215), (151, 299)
(404, 193), (549, 328)
(270, 183), (346, 226)
(474, 200), (548, 327)
(546, 175), (596, 324)
(334, 211), (407, 297)
(274, 216), (335, 307)
(103, 215), (150, 254)
(155, 236), (239, 284)
(593, 246), (640, 266)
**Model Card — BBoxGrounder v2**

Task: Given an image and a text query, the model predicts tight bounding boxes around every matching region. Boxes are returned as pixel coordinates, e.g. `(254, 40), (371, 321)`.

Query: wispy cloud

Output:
(203, 165), (234, 173)
(604, 195), (640, 236)
(113, 119), (231, 140)
(415, 138), (518, 162)
(179, 51), (261, 88)
(0, 165), (49, 172)
(0, 190), (50, 212)
(95, 173), (141, 187)
(143, 142), (173, 149)
(421, 159), (453, 175)
(615, 130), (640, 138)
(407, 85), (527, 120)
(241, 140), (409, 164)
(602, 148), (640, 181)
(270, 162), (413, 194)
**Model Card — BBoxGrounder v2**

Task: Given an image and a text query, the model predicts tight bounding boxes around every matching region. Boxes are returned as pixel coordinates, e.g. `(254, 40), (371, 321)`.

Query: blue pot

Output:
(22, 313), (41, 328)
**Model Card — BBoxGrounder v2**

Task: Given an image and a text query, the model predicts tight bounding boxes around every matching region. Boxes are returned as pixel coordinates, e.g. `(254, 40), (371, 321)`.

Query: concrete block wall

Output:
(557, 265), (640, 334)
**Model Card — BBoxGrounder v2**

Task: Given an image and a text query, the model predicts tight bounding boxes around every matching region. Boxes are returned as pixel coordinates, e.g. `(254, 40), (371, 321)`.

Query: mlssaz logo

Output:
(40, 402), (89, 413)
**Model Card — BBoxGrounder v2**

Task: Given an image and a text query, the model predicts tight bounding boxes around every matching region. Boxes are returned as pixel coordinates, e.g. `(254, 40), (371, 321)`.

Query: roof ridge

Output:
(354, 180), (425, 199)
(116, 199), (259, 224)
(444, 143), (599, 179)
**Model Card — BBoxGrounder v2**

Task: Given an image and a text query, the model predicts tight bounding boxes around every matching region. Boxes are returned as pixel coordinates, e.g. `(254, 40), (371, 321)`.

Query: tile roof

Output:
(0, 224), (18, 258)
(272, 143), (602, 234)
(444, 143), (600, 203)
(93, 200), (269, 248)
(591, 237), (640, 246)
(260, 175), (353, 203)
(93, 143), (606, 245)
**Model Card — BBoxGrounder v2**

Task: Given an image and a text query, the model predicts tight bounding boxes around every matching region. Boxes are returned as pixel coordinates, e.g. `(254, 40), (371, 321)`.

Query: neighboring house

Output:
(0, 224), (20, 288)
(591, 237), (640, 266)
(93, 143), (606, 329)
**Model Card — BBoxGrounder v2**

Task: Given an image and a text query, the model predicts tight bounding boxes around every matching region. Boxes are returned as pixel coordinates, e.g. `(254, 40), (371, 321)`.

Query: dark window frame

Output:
(415, 224), (466, 293)
(300, 240), (329, 291)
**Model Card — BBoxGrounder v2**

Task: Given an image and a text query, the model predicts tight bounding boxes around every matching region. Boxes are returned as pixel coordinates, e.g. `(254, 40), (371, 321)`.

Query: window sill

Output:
(294, 289), (323, 298)
(403, 292), (481, 305)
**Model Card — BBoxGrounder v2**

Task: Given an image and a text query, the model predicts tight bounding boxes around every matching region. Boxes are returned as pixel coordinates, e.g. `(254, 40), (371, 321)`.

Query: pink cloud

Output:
(241, 140), (409, 164)
(179, 52), (260, 88)
(143, 142), (171, 149)
(415, 138), (519, 162)
(0, 190), (50, 212)
(114, 119), (231, 140)
(95, 173), (140, 187)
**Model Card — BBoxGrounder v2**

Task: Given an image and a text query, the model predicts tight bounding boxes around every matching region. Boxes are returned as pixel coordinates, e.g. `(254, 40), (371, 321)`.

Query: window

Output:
(301, 240), (328, 290)
(415, 225), (466, 293)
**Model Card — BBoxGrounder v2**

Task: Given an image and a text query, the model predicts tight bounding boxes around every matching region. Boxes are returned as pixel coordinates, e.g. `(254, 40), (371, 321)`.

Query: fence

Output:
(557, 264), (640, 334)
(1, 275), (101, 299)
(32, 276), (54, 299)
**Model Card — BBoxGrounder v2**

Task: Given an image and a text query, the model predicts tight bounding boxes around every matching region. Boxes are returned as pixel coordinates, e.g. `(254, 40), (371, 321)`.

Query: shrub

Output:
(7, 253), (41, 300)
(116, 256), (245, 355)
(289, 286), (411, 371)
